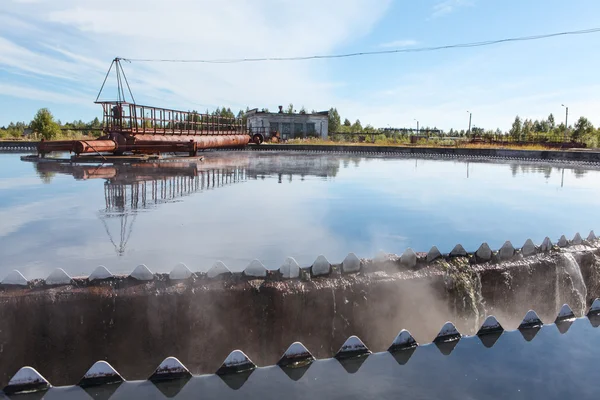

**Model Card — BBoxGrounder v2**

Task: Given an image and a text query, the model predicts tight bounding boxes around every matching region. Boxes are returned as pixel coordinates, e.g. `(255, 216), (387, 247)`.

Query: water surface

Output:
(0, 151), (599, 278)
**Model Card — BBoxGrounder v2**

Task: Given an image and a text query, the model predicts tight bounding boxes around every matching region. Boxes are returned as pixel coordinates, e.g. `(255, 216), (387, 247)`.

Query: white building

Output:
(246, 106), (329, 141)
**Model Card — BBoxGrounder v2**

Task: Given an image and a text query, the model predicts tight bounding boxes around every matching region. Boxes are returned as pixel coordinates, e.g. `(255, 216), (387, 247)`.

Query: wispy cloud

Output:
(0, 0), (392, 122)
(378, 39), (418, 48)
(431, 0), (474, 18)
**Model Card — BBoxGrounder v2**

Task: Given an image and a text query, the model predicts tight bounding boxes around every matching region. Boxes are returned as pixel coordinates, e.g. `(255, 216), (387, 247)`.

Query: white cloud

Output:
(1, 0), (391, 117)
(431, 0), (474, 18)
(0, 82), (91, 104)
(378, 39), (418, 48)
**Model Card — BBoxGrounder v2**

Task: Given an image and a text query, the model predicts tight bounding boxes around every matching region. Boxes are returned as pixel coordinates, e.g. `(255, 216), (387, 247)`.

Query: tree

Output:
(363, 124), (375, 133)
(286, 103), (294, 114)
(573, 116), (594, 142)
(31, 108), (60, 140)
(351, 119), (363, 132)
(548, 113), (556, 130)
(343, 118), (351, 127)
(509, 116), (522, 141)
(522, 119), (534, 141)
(328, 108), (341, 133)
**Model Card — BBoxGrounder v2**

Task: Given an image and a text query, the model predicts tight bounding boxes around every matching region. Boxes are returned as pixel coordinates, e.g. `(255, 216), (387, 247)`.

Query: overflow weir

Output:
(1, 234), (599, 387)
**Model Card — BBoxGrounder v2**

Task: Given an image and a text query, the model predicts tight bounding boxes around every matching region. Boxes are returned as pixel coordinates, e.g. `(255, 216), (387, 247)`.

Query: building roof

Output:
(247, 108), (328, 117)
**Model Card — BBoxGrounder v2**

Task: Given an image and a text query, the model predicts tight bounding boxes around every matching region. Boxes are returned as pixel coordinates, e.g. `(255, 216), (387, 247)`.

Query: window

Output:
(294, 123), (304, 137)
(281, 123), (292, 140)
(306, 123), (316, 136)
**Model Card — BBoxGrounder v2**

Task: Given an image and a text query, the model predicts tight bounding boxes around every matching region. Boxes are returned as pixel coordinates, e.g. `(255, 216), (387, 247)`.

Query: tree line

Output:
(0, 109), (103, 140)
(3, 106), (600, 148)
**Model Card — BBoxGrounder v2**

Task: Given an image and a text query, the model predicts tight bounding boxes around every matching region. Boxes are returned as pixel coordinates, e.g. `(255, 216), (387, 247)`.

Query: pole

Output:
(564, 106), (568, 143)
(467, 112), (472, 136)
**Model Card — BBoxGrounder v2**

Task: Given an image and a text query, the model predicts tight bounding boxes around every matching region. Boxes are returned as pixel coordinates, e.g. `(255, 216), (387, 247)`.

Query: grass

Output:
(280, 137), (557, 151)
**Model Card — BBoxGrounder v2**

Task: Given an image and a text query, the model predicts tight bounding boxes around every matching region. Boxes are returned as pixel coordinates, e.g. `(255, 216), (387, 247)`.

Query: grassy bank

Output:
(282, 137), (556, 151)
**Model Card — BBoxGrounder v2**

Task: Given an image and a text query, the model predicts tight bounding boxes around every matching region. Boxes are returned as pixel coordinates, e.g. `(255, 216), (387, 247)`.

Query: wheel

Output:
(253, 134), (264, 145)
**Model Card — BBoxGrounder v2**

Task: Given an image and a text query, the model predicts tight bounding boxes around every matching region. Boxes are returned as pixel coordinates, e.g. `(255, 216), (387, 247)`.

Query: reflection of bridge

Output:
(33, 152), (351, 255)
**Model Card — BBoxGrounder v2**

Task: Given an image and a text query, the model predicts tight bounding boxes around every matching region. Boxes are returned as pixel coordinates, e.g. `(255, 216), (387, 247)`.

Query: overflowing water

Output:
(556, 253), (588, 315)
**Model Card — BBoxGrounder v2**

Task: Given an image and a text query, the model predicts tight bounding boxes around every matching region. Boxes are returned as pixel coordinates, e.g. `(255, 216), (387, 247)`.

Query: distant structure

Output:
(246, 106), (329, 141)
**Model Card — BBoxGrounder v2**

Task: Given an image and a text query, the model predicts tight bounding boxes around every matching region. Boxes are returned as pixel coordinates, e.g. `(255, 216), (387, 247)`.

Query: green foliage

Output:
(574, 116), (594, 142)
(328, 107), (341, 133)
(509, 116), (522, 140)
(351, 119), (363, 133)
(30, 108), (60, 140)
(286, 103), (294, 114)
(343, 118), (351, 127)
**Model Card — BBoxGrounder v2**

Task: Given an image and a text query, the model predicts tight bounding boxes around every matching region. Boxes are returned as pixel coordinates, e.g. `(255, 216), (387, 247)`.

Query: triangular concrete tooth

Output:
(277, 342), (315, 367)
(216, 350), (256, 375)
(342, 253), (361, 273)
(541, 237), (553, 252)
(1, 270), (28, 286)
(427, 246), (442, 263)
(207, 261), (231, 278)
(149, 357), (192, 382)
(572, 232), (583, 245)
(498, 241), (516, 260)
(3, 366), (50, 395)
(434, 321), (461, 343)
(280, 257), (301, 278)
(129, 264), (154, 281)
(45, 268), (73, 285)
(521, 239), (536, 257)
(78, 361), (124, 387)
(335, 336), (371, 360)
(587, 231), (597, 242)
(169, 263), (193, 280)
(475, 243), (492, 261)
(400, 248), (417, 268)
(555, 304), (575, 322)
(477, 316), (504, 335)
(450, 244), (467, 257)
(388, 329), (418, 352)
(244, 259), (267, 278)
(558, 235), (568, 248)
(311, 255), (331, 276)
(89, 266), (113, 281)
(519, 310), (543, 329)
(588, 298), (600, 316)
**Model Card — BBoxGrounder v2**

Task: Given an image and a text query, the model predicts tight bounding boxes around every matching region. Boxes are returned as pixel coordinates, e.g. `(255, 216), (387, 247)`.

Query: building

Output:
(246, 106), (329, 141)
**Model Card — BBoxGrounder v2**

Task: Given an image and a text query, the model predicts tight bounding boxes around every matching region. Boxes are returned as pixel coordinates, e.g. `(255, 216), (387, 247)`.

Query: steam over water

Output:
(0, 151), (600, 278)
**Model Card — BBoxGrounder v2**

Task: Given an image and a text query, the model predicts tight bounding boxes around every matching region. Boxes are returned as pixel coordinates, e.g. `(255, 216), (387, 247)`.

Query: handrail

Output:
(96, 101), (247, 136)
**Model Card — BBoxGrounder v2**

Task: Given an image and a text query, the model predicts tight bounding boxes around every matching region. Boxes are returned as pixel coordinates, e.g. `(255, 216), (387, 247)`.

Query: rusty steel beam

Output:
(37, 133), (250, 156)
(133, 134), (250, 149)
(73, 140), (118, 154)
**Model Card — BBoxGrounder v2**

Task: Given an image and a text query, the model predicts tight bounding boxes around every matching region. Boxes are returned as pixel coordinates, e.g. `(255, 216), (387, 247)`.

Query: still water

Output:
(0, 151), (599, 278)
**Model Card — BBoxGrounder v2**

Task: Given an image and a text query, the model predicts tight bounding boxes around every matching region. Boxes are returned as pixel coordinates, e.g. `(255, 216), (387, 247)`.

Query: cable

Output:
(121, 27), (600, 64)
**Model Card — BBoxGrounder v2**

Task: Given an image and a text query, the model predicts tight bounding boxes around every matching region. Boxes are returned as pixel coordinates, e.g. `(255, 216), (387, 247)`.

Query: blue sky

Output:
(1, 0), (599, 130)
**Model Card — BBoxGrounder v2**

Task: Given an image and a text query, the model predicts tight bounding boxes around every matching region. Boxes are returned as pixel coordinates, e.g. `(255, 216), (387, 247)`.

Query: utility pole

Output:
(467, 111), (472, 136)
(414, 119), (419, 135)
(561, 104), (568, 144)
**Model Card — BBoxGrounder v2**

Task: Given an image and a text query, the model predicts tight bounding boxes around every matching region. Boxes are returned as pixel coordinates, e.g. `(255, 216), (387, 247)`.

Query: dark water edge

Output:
(3, 319), (600, 399)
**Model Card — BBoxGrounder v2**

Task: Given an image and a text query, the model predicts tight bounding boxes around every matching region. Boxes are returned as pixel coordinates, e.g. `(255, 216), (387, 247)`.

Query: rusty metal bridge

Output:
(38, 59), (251, 156)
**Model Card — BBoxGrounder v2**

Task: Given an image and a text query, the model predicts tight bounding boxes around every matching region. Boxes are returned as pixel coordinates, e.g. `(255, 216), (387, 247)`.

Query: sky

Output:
(1, 0), (599, 131)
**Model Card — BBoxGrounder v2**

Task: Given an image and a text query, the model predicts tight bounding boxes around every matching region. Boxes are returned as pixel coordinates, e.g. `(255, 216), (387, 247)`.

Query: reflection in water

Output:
(3, 151), (598, 277)
(33, 153), (348, 257)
